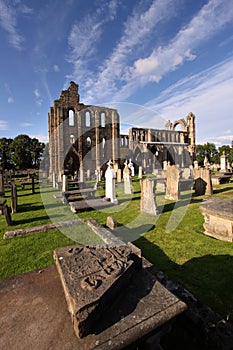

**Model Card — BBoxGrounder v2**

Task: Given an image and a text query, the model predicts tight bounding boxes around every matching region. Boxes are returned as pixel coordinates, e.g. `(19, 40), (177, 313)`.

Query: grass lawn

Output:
(0, 179), (233, 322)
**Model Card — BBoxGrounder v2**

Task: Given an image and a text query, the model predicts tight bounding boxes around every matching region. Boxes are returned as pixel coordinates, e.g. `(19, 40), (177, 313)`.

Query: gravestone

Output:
(105, 160), (118, 204)
(0, 167), (4, 197)
(140, 178), (158, 215)
(123, 161), (133, 195)
(165, 165), (180, 200)
(128, 159), (135, 176)
(117, 168), (122, 183)
(0, 200), (12, 226)
(220, 151), (227, 172)
(62, 174), (68, 193)
(201, 198), (233, 242)
(54, 244), (140, 338)
(194, 160), (199, 169)
(138, 166), (143, 179)
(163, 161), (168, 171)
(193, 168), (213, 195)
(52, 172), (56, 188)
(106, 216), (117, 230)
(10, 181), (17, 213)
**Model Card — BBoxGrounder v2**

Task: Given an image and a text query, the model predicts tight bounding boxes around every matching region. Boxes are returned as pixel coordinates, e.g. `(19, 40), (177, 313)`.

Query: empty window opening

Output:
(86, 111), (91, 127)
(69, 110), (74, 126)
(101, 112), (105, 127)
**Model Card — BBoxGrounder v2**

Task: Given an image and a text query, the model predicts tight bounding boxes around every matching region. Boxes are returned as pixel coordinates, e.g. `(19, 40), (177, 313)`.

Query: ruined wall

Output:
(48, 82), (120, 181)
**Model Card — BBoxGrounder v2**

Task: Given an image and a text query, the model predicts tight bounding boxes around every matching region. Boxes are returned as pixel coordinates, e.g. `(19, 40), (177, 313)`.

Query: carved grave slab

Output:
(54, 244), (141, 338)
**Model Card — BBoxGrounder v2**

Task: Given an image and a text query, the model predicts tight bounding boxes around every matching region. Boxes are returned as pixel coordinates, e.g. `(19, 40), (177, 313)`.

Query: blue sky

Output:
(0, 0), (233, 146)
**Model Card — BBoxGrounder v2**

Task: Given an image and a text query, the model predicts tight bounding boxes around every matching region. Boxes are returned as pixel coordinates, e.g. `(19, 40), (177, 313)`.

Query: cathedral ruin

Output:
(48, 81), (196, 181)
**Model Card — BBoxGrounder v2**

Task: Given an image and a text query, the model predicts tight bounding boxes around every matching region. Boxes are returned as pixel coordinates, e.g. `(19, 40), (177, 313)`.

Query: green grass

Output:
(0, 179), (233, 322)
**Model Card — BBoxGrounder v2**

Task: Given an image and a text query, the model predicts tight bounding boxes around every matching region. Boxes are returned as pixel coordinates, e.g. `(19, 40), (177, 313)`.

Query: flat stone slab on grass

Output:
(201, 198), (233, 242)
(54, 244), (141, 338)
(4, 219), (83, 239)
(69, 198), (114, 212)
(0, 263), (187, 350)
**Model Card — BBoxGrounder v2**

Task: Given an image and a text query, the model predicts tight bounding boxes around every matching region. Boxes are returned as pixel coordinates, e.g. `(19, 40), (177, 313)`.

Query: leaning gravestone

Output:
(140, 178), (158, 215)
(165, 165), (180, 200)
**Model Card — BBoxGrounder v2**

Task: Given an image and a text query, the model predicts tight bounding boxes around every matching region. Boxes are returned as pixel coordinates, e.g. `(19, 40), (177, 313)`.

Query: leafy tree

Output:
(0, 137), (13, 169)
(196, 143), (218, 165)
(218, 145), (233, 164)
(10, 135), (45, 169)
(31, 138), (45, 168)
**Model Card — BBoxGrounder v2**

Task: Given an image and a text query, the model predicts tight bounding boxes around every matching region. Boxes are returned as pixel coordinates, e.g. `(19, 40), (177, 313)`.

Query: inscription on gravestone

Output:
(54, 245), (141, 338)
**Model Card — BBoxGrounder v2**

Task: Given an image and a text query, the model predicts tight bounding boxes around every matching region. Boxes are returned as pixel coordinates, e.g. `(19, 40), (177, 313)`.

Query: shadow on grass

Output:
(13, 214), (64, 225)
(18, 204), (46, 212)
(134, 236), (233, 321)
(213, 186), (233, 194)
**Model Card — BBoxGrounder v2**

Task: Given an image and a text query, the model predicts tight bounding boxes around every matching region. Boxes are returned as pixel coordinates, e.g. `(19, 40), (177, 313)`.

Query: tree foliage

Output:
(196, 143), (233, 165)
(0, 135), (45, 170)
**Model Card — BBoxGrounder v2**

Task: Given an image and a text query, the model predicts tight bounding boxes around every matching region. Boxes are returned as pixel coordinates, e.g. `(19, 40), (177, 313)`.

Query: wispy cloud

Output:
(114, 0), (233, 100)
(33, 88), (43, 106)
(0, 120), (8, 130)
(80, 0), (178, 102)
(4, 83), (14, 104)
(53, 64), (60, 72)
(0, 0), (24, 50)
(20, 122), (33, 127)
(76, 0), (233, 103)
(145, 57), (233, 145)
(65, 0), (122, 91)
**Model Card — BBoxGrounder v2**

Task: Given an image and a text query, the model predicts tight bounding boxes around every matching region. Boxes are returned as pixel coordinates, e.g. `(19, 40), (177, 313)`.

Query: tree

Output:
(0, 137), (13, 169)
(9, 135), (45, 170)
(31, 138), (45, 168)
(196, 143), (219, 165)
(218, 145), (233, 164)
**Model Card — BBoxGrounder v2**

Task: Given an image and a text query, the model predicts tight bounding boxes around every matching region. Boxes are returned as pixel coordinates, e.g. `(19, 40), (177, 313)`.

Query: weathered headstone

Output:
(0, 200), (12, 226)
(193, 168), (213, 195)
(62, 174), (68, 193)
(140, 178), (158, 215)
(194, 160), (199, 169)
(123, 161), (133, 195)
(105, 160), (118, 204)
(128, 159), (135, 176)
(106, 216), (117, 230)
(52, 171), (56, 188)
(163, 160), (168, 171)
(220, 151), (227, 172)
(117, 168), (122, 183)
(138, 166), (143, 179)
(165, 165), (180, 200)
(10, 181), (17, 213)
(54, 244), (140, 338)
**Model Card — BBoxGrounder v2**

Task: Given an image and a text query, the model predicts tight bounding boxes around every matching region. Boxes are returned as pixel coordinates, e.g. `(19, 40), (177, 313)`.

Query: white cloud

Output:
(0, 120), (8, 130)
(29, 134), (48, 143)
(119, 0), (233, 98)
(7, 96), (14, 103)
(33, 88), (43, 106)
(145, 57), (233, 146)
(80, 0), (233, 103)
(0, 0), (23, 50)
(20, 122), (33, 127)
(53, 64), (60, 72)
(82, 0), (178, 102)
